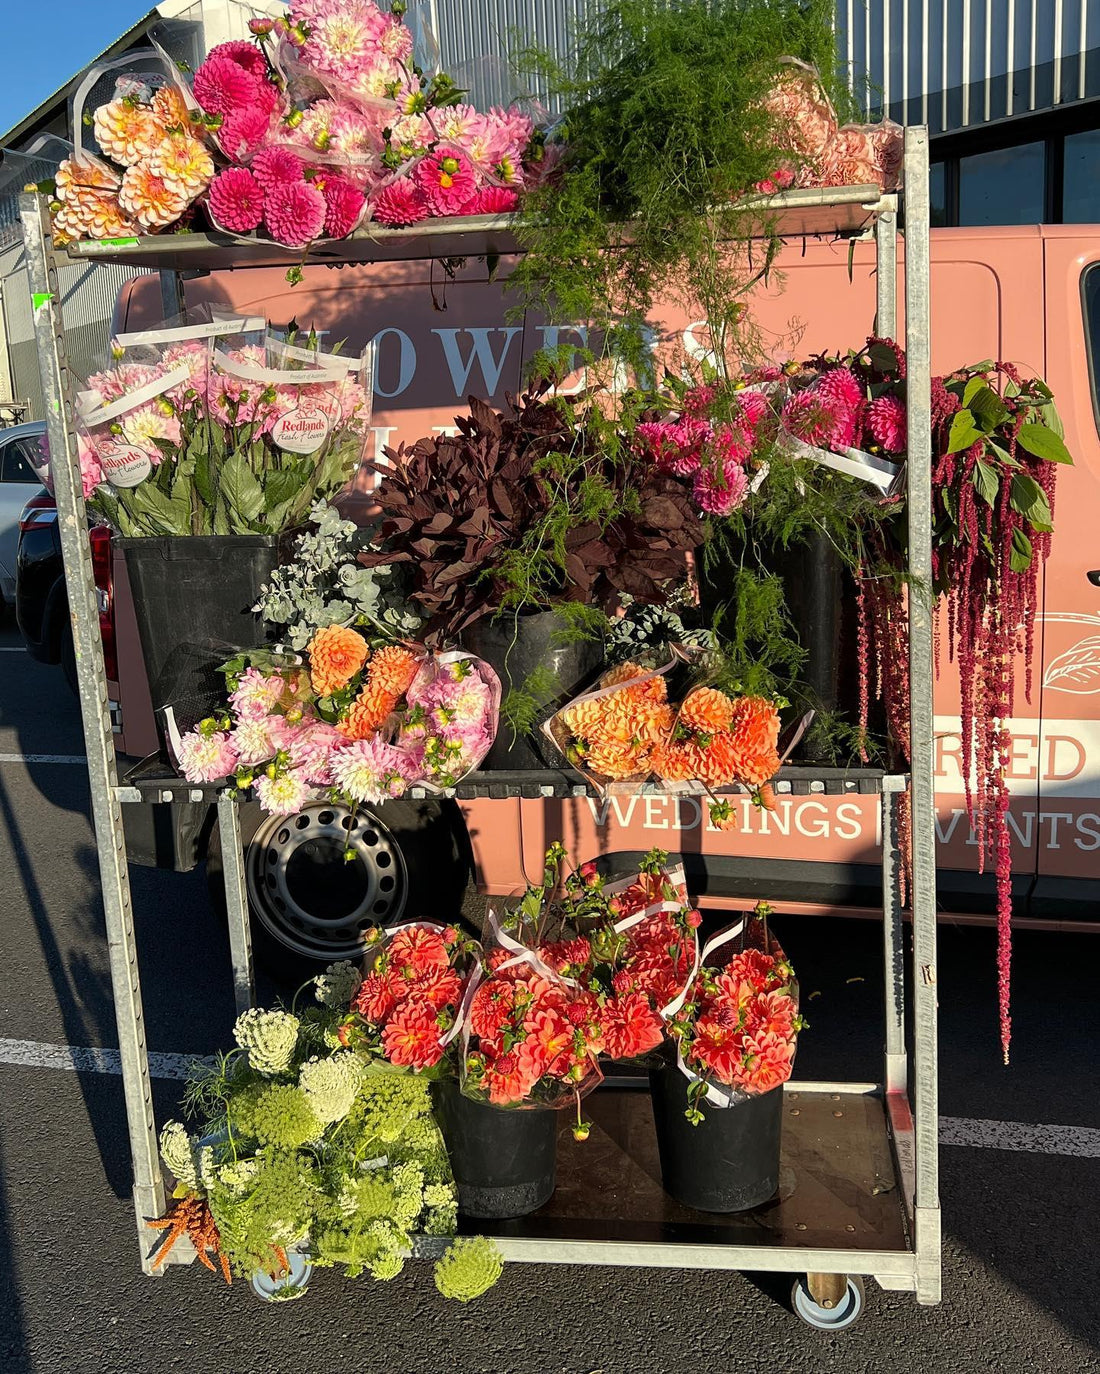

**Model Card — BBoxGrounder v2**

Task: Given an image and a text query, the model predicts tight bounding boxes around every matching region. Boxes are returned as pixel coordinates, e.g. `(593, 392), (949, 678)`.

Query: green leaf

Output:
(968, 385), (1010, 431)
(213, 496), (230, 536)
(962, 376), (987, 407)
(1010, 527), (1033, 572)
(973, 457), (1000, 506)
(1010, 470), (1053, 532)
(263, 467), (300, 512)
(1040, 400), (1065, 439)
(947, 409), (982, 454)
(1017, 422), (1073, 464)
(193, 442), (215, 507)
(220, 452), (265, 522)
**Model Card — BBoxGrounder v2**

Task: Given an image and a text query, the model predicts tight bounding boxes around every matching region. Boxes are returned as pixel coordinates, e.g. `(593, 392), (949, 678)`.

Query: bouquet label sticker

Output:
(271, 404), (332, 454)
(98, 442), (152, 488)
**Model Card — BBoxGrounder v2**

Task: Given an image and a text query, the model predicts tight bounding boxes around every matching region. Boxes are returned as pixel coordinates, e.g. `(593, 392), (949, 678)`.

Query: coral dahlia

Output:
(308, 624), (369, 696)
(413, 149), (478, 216)
(382, 1000), (443, 1070)
(679, 686), (735, 734)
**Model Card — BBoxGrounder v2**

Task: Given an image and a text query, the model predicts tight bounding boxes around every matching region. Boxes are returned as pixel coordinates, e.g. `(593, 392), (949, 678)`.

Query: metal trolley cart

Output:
(19, 124), (939, 1329)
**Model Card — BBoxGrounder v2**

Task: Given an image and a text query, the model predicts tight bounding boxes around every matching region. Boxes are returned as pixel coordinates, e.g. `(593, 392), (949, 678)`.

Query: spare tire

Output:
(206, 796), (472, 981)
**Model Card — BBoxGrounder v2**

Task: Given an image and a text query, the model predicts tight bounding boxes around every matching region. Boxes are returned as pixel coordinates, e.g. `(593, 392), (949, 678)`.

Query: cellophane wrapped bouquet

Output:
(175, 629), (499, 815)
(548, 654), (784, 820)
(665, 902), (803, 1123)
(75, 319), (373, 537)
(345, 921), (479, 1072)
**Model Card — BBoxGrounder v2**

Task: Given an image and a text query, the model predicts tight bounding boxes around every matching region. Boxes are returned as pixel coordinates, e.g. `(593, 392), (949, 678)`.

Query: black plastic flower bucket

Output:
(432, 1078), (557, 1219)
(649, 1058), (783, 1213)
(119, 534), (278, 742)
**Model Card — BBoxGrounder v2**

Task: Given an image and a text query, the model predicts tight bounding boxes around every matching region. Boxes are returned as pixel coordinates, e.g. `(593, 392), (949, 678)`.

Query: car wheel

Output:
(205, 796), (473, 983)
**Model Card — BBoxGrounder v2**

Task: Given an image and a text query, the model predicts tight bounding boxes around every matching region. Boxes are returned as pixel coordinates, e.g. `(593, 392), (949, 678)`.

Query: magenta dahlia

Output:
(205, 39), (268, 78)
(218, 104), (274, 162)
(693, 460), (750, 517)
(736, 388), (770, 428)
(473, 184), (519, 214)
(371, 179), (429, 227)
(864, 394), (907, 452)
(208, 167), (264, 232)
(412, 149), (478, 216)
(782, 388), (853, 449)
(321, 175), (366, 238)
(251, 147), (305, 193)
(816, 366), (864, 412)
(264, 179), (327, 246)
(192, 55), (260, 116)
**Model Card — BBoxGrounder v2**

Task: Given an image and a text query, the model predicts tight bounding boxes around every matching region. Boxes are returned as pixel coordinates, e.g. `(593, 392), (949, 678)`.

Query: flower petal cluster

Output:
(351, 923), (467, 1071)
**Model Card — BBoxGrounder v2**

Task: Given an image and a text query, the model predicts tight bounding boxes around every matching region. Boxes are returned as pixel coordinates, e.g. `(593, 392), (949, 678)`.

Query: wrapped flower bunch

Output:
(347, 922), (477, 1072)
(75, 324), (372, 538)
(666, 903), (803, 1123)
(51, 81), (213, 244)
(553, 661), (783, 807)
(176, 630), (499, 814)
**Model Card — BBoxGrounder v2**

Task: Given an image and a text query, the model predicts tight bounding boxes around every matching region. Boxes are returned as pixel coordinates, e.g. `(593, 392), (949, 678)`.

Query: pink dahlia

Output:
(816, 366), (864, 412)
(208, 167), (264, 232)
(264, 179), (327, 247)
(177, 729), (238, 783)
(320, 175), (365, 238)
(329, 736), (417, 805)
(693, 460), (750, 517)
(251, 147), (305, 193)
(864, 394), (907, 452)
(473, 184), (519, 214)
(712, 423), (751, 465)
(218, 102), (275, 162)
(254, 769), (312, 817)
(782, 388), (852, 448)
(735, 389), (771, 428)
(371, 179), (429, 227)
(192, 54), (261, 115)
(412, 149), (478, 216)
(77, 434), (103, 499)
(683, 384), (718, 417)
(206, 39), (268, 79)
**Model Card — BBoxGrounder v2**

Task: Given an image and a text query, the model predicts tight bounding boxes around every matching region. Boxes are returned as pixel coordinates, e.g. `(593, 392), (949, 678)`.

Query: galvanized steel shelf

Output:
(20, 131), (939, 1316)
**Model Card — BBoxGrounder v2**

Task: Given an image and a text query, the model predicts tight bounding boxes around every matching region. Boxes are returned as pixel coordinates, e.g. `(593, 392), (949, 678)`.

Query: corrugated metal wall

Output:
(838, 0), (1100, 133)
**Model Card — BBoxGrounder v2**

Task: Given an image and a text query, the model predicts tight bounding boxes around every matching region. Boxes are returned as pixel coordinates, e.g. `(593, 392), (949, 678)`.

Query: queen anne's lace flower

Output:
(232, 1007), (300, 1075)
(299, 1052), (363, 1123)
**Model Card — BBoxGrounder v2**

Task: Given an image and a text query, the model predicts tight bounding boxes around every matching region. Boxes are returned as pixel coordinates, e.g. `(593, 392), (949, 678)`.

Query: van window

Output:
(0, 438), (38, 484)
(1082, 266), (1100, 436)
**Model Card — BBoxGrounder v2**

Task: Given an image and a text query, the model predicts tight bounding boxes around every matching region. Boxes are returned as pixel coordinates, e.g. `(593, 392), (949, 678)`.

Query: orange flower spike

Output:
(308, 625), (370, 696)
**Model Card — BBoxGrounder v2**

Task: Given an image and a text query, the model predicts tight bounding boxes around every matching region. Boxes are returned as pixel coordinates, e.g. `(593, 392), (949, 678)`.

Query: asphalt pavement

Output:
(0, 620), (1098, 1374)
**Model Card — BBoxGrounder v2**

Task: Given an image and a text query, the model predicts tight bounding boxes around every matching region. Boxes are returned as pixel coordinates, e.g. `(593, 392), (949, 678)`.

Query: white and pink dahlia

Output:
(329, 736), (417, 805)
(254, 769), (312, 816)
(177, 729), (238, 783)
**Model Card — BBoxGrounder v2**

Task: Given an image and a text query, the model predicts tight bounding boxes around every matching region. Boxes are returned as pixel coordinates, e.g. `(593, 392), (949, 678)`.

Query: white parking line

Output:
(0, 753), (86, 764)
(0, 1035), (1097, 1156)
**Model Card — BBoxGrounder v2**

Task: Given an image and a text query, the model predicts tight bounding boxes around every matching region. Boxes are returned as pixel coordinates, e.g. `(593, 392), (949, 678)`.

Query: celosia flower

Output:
(264, 179), (327, 247)
(251, 146), (305, 193)
(93, 99), (162, 167)
(308, 624), (370, 696)
(177, 728), (238, 782)
(412, 149), (477, 216)
(193, 54), (262, 115)
(329, 735), (416, 804)
(371, 178), (429, 227)
(254, 769), (312, 815)
(382, 1000), (444, 1070)
(865, 394), (907, 453)
(118, 165), (190, 230)
(147, 134), (214, 197)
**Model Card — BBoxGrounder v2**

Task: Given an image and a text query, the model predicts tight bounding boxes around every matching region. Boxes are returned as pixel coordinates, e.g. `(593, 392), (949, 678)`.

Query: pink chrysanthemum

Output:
(205, 39), (268, 79)
(473, 184), (519, 214)
(412, 149), (477, 216)
(192, 54), (261, 115)
(320, 174), (365, 238)
(693, 460), (750, 517)
(371, 179), (429, 227)
(207, 167), (264, 232)
(864, 394), (907, 452)
(816, 366), (864, 412)
(251, 147), (305, 192)
(263, 179), (327, 247)
(177, 730), (238, 783)
(254, 769), (312, 816)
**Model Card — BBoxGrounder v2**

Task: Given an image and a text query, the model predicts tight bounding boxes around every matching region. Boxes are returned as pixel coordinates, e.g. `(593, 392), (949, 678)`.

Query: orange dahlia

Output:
(561, 696), (607, 742)
(367, 644), (420, 697)
(728, 696), (781, 753)
(308, 625), (370, 696)
(602, 695), (673, 747)
(651, 740), (696, 782)
(151, 85), (196, 134)
(587, 737), (646, 781)
(118, 164), (190, 229)
(339, 685), (398, 739)
(690, 732), (739, 787)
(680, 686), (735, 734)
(93, 99), (162, 166)
(729, 744), (781, 788)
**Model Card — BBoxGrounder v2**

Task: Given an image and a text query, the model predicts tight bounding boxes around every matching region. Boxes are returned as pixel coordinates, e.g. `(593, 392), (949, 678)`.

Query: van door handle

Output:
(1089, 571), (1100, 586)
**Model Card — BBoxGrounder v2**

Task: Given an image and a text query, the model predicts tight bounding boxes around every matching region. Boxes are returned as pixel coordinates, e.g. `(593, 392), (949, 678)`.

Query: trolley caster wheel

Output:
(791, 1274), (866, 1330)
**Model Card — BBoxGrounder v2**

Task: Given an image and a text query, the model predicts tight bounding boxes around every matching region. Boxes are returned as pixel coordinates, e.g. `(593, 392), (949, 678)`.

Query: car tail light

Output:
(89, 525), (117, 682)
(19, 495), (57, 531)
